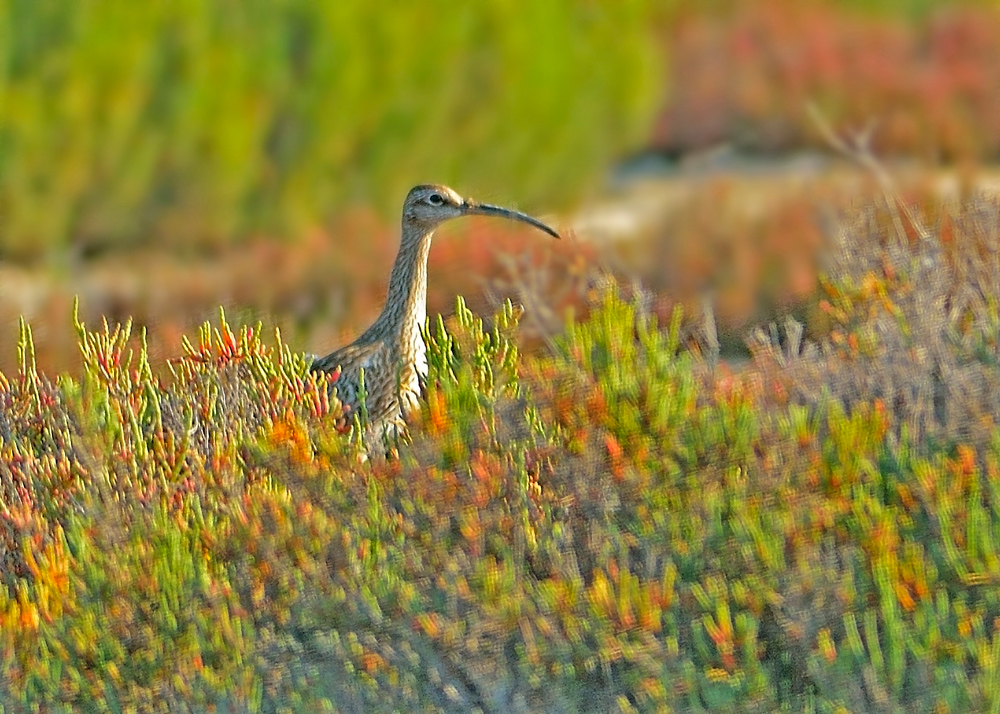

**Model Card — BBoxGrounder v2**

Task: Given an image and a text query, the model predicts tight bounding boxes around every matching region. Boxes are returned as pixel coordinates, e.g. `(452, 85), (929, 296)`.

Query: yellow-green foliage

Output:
(0, 0), (661, 261)
(5, 283), (1000, 711)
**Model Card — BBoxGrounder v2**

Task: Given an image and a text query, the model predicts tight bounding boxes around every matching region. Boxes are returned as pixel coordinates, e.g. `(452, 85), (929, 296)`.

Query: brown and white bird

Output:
(310, 184), (559, 440)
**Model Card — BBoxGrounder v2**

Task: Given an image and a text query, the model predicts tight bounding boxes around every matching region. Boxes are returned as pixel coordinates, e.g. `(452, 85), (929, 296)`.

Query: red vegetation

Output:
(656, 2), (1000, 161)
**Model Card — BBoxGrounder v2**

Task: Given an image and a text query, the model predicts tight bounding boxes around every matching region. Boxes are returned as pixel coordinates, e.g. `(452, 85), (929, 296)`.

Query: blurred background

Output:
(1, 0), (998, 375)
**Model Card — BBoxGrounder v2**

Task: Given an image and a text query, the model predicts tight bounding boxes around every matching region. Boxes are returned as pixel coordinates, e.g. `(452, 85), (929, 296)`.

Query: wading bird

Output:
(310, 184), (559, 441)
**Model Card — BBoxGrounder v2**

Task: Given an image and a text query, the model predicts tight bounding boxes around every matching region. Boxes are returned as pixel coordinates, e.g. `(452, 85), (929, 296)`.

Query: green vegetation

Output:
(0, 0), (661, 262)
(6, 194), (1000, 709)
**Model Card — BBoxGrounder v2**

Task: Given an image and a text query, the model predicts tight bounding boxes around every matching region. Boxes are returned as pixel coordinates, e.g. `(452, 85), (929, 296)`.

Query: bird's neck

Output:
(377, 230), (433, 354)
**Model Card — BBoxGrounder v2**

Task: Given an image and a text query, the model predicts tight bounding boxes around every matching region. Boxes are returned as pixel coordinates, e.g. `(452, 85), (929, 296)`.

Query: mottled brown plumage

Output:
(311, 184), (558, 440)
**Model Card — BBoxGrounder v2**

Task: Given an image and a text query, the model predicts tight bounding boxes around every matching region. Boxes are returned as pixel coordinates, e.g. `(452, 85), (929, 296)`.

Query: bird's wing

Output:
(310, 340), (390, 414)
(311, 340), (384, 375)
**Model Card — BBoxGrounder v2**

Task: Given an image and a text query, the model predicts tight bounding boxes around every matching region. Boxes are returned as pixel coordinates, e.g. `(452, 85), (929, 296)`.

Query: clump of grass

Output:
(5, 207), (1000, 710)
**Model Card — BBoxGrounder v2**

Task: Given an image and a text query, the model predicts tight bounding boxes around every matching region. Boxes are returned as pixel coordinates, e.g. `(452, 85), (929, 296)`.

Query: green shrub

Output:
(6, 282), (1000, 711)
(0, 0), (661, 262)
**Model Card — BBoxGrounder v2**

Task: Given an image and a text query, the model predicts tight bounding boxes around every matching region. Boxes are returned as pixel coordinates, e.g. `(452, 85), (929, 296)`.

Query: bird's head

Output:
(402, 184), (559, 239)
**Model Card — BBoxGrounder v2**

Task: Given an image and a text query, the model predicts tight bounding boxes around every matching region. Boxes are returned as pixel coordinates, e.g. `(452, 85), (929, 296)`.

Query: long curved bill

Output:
(463, 201), (560, 238)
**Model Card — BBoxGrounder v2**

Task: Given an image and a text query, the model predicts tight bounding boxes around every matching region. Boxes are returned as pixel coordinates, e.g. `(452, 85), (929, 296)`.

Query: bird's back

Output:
(311, 335), (421, 432)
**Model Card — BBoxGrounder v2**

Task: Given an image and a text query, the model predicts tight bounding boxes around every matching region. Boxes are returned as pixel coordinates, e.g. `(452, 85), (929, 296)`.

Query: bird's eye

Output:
(427, 193), (444, 206)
